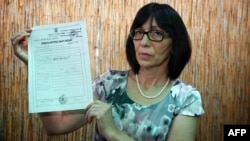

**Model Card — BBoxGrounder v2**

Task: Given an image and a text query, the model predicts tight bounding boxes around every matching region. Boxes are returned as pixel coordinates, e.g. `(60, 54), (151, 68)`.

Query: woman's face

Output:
(133, 18), (173, 70)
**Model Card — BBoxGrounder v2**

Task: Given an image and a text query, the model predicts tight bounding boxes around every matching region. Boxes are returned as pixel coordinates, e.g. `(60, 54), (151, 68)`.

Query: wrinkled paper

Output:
(28, 22), (93, 113)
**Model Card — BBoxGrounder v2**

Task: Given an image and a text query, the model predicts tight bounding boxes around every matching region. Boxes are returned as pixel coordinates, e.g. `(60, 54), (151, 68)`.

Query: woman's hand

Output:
(10, 29), (31, 64)
(85, 100), (117, 138)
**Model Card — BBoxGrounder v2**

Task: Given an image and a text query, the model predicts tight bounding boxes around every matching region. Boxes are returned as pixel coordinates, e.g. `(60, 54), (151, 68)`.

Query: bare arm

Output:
(39, 110), (87, 135)
(166, 115), (200, 141)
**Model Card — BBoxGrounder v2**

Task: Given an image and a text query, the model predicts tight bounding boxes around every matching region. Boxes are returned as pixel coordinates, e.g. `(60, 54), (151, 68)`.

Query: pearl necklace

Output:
(135, 74), (170, 99)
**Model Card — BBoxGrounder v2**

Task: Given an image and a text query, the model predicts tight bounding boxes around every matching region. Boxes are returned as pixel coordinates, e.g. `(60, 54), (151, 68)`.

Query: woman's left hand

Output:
(85, 100), (117, 137)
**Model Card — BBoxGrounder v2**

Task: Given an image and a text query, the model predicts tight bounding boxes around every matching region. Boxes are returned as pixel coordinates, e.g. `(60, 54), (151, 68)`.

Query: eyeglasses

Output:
(130, 29), (168, 42)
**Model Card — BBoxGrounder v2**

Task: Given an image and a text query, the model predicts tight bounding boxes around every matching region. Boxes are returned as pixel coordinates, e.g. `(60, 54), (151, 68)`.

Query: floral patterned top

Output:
(92, 69), (205, 141)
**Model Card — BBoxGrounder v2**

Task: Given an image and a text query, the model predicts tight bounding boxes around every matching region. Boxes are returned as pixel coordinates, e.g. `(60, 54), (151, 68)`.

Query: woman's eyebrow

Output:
(150, 26), (162, 29)
(135, 26), (163, 31)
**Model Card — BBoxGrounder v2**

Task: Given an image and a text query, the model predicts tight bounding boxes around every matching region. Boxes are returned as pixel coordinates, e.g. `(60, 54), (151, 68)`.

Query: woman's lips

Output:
(138, 53), (151, 59)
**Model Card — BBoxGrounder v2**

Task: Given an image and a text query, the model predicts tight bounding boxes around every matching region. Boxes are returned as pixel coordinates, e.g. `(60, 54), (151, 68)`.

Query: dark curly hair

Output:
(126, 3), (192, 80)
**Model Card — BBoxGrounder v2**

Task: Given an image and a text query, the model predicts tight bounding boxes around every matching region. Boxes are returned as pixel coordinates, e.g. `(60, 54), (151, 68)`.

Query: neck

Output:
(136, 69), (168, 90)
(135, 73), (170, 99)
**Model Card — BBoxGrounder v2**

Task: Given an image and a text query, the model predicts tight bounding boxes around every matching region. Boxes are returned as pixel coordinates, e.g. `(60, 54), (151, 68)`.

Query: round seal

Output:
(59, 94), (68, 104)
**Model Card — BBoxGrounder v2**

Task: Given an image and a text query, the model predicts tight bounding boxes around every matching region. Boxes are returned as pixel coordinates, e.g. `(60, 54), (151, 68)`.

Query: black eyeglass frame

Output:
(129, 29), (169, 42)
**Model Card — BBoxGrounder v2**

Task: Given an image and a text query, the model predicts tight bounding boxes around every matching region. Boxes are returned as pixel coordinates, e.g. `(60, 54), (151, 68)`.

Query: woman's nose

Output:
(141, 34), (150, 45)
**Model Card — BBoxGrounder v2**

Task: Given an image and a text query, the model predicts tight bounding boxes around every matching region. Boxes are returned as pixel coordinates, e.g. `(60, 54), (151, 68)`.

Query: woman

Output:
(11, 2), (204, 141)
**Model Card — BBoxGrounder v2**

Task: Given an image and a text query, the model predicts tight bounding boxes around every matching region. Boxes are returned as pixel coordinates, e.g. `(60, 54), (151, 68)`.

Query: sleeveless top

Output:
(92, 69), (204, 141)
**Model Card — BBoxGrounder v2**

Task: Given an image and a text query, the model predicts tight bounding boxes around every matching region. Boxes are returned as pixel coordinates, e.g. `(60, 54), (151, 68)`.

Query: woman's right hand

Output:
(10, 29), (31, 64)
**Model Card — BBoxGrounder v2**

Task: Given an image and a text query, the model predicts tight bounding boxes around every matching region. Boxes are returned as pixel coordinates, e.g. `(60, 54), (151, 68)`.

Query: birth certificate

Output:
(28, 22), (93, 113)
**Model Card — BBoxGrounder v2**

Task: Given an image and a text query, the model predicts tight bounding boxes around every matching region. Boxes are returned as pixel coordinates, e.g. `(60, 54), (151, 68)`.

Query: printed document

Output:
(28, 22), (93, 113)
